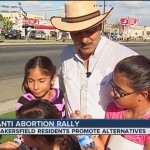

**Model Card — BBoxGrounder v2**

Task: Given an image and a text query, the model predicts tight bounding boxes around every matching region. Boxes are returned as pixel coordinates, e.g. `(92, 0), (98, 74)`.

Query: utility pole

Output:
(102, 0), (106, 33)
(104, 0), (106, 14)
(18, 2), (27, 38)
(18, 2), (23, 32)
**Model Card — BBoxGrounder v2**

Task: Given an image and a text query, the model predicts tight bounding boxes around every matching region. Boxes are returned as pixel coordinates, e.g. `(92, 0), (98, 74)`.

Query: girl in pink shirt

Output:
(101, 55), (150, 150)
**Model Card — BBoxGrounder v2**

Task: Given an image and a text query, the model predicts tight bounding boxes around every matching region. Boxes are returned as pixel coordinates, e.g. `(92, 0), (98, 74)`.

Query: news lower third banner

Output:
(0, 119), (150, 135)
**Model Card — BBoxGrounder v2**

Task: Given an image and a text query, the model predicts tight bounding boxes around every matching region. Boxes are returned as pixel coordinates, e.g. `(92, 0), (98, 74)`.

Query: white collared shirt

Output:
(54, 36), (138, 118)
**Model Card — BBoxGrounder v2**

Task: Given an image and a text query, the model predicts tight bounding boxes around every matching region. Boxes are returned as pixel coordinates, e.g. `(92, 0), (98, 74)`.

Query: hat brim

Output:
(51, 8), (113, 32)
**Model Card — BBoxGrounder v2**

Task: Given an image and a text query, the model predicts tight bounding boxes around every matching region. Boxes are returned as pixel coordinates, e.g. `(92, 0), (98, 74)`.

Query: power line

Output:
(0, 5), (19, 8)
(0, 10), (19, 13)
(111, 3), (150, 8)
(23, 8), (63, 13)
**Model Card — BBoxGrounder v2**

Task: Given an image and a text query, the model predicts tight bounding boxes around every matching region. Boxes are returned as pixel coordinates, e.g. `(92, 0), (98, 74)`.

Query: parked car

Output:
(1, 29), (7, 36)
(58, 31), (69, 42)
(111, 33), (122, 41)
(144, 36), (150, 41)
(103, 32), (111, 39)
(62, 32), (69, 39)
(116, 34), (122, 40)
(29, 30), (36, 39)
(29, 30), (46, 40)
(50, 31), (57, 39)
(5, 29), (22, 39)
(34, 30), (46, 40)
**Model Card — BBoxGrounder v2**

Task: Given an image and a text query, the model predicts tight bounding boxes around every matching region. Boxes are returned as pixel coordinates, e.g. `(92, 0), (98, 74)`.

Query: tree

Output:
(3, 18), (14, 30)
(0, 14), (4, 21)
(112, 22), (123, 34)
(147, 31), (150, 36)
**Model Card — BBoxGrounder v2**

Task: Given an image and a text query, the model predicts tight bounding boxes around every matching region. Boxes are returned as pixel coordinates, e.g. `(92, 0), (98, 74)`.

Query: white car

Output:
(34, 30), (46, 40)
(144, 36), (150, 41)
(116, 34), (122, 40)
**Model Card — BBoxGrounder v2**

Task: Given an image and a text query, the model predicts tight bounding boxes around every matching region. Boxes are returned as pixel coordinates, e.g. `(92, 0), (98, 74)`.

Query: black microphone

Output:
(86, 72), (91, 78)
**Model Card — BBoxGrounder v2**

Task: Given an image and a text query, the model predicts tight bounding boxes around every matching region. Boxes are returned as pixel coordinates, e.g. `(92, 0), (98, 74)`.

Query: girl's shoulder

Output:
(107, 102), (122, 112)
(51, 89), (66, 118)
(18, 93), (32, 104)
(143, 110), (150, 119)
(55, 88), (64, 96)
(22, 93), (35, 101)
(17, 93), (35, 110)
(106, 102), (125, 119)
(51, 88), (64, 103)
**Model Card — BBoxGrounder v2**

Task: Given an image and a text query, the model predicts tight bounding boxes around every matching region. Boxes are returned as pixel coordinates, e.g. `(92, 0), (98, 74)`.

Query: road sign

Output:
(120, 18), (140, 25)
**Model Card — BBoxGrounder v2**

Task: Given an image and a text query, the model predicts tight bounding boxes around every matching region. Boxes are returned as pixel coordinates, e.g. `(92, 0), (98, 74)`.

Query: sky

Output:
(0, 1), (150, 27)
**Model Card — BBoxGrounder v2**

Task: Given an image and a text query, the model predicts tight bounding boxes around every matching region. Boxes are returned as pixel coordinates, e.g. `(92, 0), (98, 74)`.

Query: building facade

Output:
(105, 23), (150, 40)
(0, 12), (57, 37)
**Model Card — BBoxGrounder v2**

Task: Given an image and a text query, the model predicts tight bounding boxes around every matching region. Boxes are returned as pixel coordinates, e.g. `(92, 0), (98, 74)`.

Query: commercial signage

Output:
(120, 18), (140, 25)
(15, 18), (39, 25)
(23, 18), (39, 24)
(35, 25), (56, 30)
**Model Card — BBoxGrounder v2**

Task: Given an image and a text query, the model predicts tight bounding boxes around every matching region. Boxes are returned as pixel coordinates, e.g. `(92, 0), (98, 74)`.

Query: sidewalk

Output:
(0, 99), (17, 115)
(0, 39), (73, 46)
(0, 78), (23, 115)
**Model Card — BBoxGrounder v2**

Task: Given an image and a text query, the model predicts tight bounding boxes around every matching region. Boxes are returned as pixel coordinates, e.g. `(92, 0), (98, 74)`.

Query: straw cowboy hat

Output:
(50, 1), (113, 32)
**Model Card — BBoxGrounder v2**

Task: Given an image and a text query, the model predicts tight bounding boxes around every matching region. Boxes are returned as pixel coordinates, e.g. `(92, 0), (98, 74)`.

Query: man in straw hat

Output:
(51, 1), (138, 119)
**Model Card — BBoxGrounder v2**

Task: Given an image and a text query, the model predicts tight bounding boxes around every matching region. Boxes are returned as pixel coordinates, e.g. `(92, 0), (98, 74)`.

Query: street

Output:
(0, 43), (150, 80)
(0, 44), (66, 80)
(0, 43), (150, 103)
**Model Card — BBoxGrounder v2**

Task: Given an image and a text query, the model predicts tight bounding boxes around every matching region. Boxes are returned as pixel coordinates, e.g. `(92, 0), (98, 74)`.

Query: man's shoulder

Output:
(103, 37), (138, 56)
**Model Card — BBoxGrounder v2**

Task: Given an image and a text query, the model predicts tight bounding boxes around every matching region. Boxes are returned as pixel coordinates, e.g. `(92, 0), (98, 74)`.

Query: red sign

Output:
(15, 18), (39, 25)
(35, 25), (56, 30)
(23, 18), (39, 24)
(120, 18), (140, 25)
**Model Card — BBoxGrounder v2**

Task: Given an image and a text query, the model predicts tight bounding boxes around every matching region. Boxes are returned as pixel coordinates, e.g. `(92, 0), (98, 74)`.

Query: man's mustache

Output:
(79, 43), (91, 47)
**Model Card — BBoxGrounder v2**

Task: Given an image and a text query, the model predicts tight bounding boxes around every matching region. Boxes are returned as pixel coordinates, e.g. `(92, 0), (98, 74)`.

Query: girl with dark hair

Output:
(16, 100), (68, 150)
(16, 56), (66, 119)
(99, 55), (150, 150)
